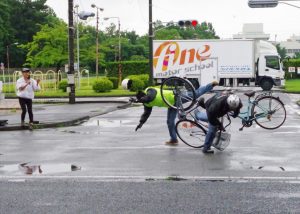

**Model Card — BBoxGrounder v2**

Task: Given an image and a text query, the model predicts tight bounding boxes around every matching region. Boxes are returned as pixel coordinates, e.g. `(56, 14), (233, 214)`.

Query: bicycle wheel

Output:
(176, 119), (207, 148)
(251, 96), (286, 130)
(160, 77), (196, 111)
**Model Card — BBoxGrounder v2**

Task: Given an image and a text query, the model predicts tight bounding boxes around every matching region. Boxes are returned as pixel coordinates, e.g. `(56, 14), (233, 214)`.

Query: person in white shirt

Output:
(16, 68), (41, 129)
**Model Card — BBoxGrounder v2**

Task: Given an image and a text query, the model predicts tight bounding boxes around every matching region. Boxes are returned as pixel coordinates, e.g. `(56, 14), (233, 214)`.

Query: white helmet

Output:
(227, 94), (240, 109)
(121, 79), (132, 90)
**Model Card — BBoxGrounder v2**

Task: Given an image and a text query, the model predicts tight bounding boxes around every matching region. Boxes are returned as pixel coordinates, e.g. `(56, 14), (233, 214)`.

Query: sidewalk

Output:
(0, 97), (131, 131)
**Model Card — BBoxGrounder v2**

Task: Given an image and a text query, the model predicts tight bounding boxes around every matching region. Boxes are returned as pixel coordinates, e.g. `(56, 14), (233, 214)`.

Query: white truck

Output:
(153, 39), (285, 90)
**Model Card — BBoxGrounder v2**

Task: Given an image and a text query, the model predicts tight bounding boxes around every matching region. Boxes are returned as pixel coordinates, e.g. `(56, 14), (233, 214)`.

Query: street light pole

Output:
(91, 4), (104, 79)
(74, 4), (80, 89)
(104, 17), (122, 85)
(148, 0), (154, 86)
(68, 0), (75, 104)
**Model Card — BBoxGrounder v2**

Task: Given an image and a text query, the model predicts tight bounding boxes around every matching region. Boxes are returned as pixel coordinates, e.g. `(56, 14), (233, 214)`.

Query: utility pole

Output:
(96, 8), (99, 78)
(148, 0), (154, 86)
(74, 4), (80, 89)
(68, 0), (75, 104)
(118, 19), (122, 86)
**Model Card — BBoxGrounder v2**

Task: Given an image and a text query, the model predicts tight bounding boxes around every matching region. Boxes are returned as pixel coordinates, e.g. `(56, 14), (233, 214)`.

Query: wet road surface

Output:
(0, 92), (300, 213)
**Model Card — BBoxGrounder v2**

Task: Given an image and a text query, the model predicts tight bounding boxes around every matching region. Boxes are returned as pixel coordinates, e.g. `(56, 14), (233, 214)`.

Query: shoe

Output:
(28, 123), (33, 131)
(165, 140), (178, 146)
(21, 121), (25, 127)
(202, 148), (214, 154)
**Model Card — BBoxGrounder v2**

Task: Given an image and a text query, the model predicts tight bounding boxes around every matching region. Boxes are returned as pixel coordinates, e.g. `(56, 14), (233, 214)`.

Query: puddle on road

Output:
(83, 119), (133, 127)
(0, 163), (81, 175)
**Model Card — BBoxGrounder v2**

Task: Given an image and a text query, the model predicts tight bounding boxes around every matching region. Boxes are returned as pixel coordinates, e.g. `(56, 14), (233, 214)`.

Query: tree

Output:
(21, 19), (68, 71)
(276, 44), (287, 59)
(0, 0), (57, 67)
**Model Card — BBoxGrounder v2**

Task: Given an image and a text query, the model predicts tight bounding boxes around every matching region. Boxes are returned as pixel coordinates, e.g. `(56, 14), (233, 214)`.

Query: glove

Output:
(129, 97), (138, 103)
(135, 123), (143, 131)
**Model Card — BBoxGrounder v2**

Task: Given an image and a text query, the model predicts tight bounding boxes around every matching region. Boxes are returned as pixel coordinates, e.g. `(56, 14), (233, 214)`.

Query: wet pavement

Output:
(0, 92), (299, 179)
(1, 92), (300, 213)
(0, 97), (129, 130)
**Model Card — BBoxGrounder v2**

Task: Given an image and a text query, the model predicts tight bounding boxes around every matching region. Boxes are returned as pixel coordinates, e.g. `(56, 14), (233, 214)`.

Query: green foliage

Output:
(20, 19), (68, 70)
(283, 59), (300, 79)
(106, 61), (149, 78)
(107, 77), (119, 89)
(58, 80), (68, 92)
(128, 77), (145, 92)
(0, 0), (57, 67)
(276, 44), (287, 59)
(127, 74), (149, 88)
(92, 78), (113, 93)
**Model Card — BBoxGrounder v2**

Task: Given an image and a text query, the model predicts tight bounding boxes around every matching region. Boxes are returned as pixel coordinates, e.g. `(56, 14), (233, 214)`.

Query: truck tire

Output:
(260, 78), (273, 91)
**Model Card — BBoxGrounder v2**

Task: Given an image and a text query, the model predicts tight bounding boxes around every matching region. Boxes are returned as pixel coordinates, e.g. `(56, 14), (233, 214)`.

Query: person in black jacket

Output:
(195, 93), (243, 154)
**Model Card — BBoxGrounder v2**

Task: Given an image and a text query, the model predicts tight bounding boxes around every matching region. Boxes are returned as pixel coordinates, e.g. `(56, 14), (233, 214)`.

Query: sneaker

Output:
(28, 123), (33, 131)
(165, 140), (178, 146)
(202, 148), (214, 154)
(21, 121), (25, 127)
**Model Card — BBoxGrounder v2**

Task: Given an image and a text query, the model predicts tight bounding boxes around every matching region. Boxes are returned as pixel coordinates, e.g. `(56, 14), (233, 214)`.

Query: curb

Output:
(0, 101), (131, 131)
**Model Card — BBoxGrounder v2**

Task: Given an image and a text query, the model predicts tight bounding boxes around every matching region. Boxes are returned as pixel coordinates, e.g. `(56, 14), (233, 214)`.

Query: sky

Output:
(46, 0), (300, 42)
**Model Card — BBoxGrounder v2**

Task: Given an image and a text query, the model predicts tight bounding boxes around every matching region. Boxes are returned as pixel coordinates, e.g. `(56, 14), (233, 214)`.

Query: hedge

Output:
(127, 74), (149, 89)
(92, 78), (113, 93)
(283, 59), (300, 79)
(107, 77), (119, 89)
(106, 61), (149, 78)
(129, 77), (144, 92)
(58, 80), (68, 92)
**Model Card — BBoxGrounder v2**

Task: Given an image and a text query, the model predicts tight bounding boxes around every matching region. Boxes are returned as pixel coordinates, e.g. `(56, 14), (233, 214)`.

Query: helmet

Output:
(227, 94), (240, 110)
(121, 79), (132, 90)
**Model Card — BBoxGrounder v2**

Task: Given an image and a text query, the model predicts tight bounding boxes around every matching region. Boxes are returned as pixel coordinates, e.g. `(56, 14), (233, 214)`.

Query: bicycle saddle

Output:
(244, 91), (255, 97)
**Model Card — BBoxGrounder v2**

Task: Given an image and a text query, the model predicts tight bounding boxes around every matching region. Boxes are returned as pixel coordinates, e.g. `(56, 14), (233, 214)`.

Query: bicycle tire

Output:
(176, 119), (207, 148)
(251, 96), (286, 130)
(160, 77), (196, 111)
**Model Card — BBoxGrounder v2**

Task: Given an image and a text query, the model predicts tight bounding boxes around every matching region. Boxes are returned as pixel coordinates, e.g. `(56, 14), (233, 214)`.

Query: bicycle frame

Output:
(237, 92), (273, 124)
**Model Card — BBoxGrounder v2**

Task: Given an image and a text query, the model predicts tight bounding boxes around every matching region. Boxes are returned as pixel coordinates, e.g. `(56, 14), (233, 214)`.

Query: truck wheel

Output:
(260, 79), (273, 91)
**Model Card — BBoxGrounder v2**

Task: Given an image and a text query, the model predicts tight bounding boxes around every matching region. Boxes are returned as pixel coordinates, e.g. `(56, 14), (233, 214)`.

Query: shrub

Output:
(92, 78), (113, 93)
(129, 77), (144, 92)
(127, 74), (149, 89)
(58, 80), (68, 92)
(107, 77), (119, 89)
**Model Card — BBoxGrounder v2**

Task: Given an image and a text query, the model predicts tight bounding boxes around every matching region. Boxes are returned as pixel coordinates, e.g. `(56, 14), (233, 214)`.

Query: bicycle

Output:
(236, 90), (286, 131)
(160, 76), (231, 150)
(160, 76), (286, 149)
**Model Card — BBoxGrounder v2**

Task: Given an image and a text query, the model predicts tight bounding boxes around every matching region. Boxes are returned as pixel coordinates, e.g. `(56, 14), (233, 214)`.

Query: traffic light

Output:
(248, 0), (278, 8)
(178, 20), (198, 27)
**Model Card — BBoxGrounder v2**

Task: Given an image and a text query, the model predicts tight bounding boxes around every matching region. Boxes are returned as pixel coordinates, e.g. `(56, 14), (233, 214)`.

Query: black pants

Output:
(18, 97), (33, 123)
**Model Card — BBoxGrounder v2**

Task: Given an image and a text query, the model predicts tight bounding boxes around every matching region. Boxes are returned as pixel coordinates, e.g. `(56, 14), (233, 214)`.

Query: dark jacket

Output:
(205, 94), (242, 126)
(138, 88), (157, 124)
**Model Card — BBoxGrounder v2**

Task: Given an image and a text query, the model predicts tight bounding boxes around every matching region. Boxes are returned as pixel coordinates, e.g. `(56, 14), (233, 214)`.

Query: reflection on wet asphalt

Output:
(0, 93), (300, 178)
(0, 163), (81, 175)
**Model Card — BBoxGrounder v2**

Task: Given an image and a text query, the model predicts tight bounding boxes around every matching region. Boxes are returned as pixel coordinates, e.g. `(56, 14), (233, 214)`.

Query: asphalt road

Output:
(0, 92), (300, 213)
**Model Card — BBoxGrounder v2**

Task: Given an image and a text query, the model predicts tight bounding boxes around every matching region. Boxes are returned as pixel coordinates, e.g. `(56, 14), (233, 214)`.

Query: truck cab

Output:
(256, 41), (285, 90)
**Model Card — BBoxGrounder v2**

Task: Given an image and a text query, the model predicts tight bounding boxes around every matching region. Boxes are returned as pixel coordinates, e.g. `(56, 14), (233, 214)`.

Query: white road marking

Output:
(1, 175), (300, 182)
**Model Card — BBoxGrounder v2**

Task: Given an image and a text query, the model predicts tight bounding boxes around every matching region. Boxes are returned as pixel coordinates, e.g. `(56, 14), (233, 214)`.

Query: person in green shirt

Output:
(123, 79), (219, 145)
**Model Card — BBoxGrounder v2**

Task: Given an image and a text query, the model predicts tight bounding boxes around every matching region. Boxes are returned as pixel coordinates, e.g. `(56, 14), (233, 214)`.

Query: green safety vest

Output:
(144, 87), (175, 108)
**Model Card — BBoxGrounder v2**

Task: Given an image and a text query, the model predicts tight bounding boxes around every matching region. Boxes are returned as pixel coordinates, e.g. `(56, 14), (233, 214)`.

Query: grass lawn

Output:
(2, 76), (136, 97)
(285, 79), (300, 93)
(5, 88), (135, 98)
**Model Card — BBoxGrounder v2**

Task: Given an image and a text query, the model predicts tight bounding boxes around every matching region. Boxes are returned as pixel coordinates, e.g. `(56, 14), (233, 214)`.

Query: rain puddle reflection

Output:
(83, 119), (133, 127)
(0, 163), (81, 175)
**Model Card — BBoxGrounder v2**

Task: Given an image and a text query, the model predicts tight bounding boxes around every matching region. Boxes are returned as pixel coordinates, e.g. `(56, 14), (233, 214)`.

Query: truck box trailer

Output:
(153, 39), (285, 90)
